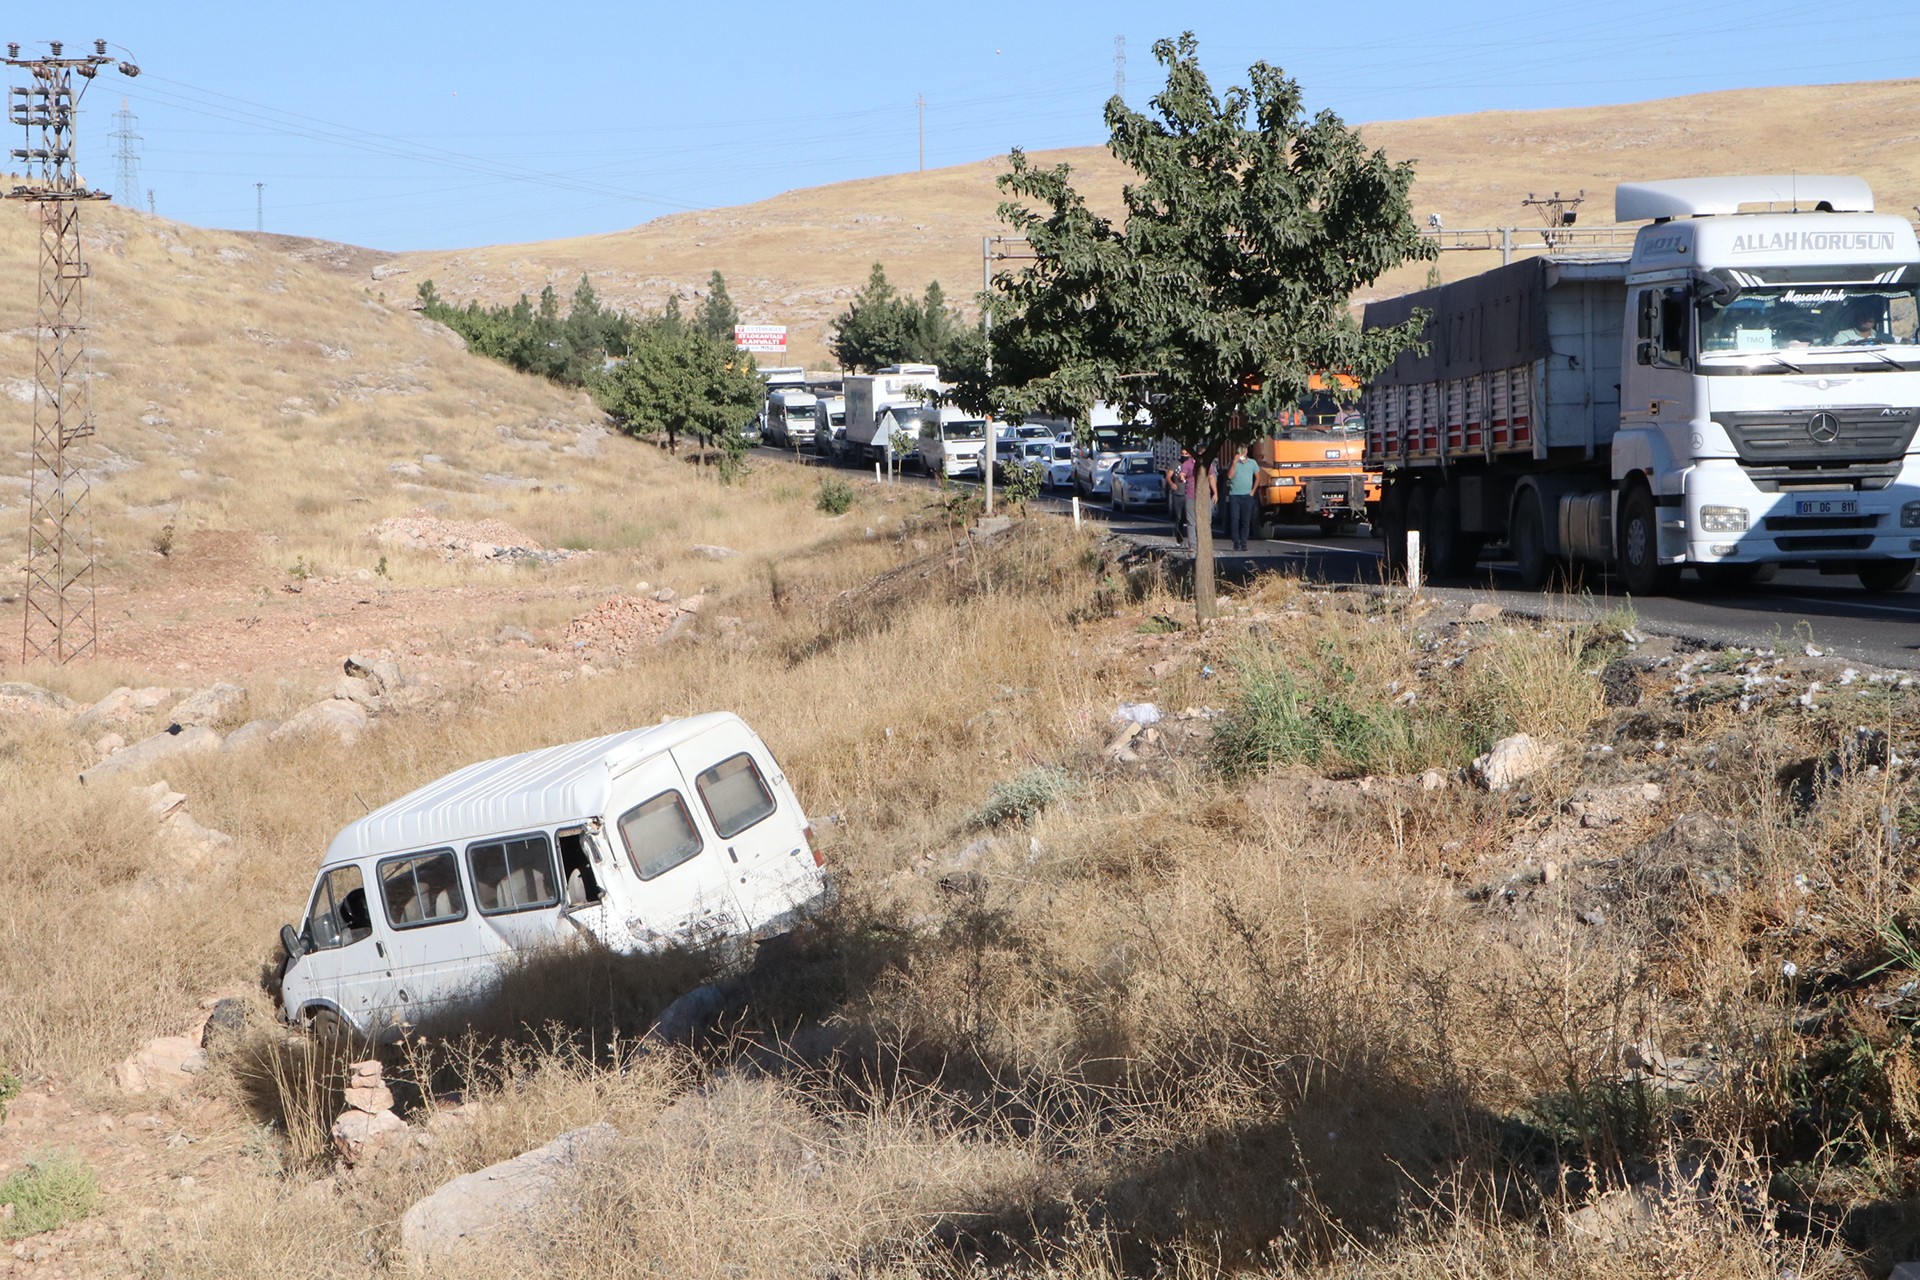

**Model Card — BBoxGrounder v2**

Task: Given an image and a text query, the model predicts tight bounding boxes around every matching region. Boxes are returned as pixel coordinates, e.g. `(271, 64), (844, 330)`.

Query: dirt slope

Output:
(391, 78), (1920, 363)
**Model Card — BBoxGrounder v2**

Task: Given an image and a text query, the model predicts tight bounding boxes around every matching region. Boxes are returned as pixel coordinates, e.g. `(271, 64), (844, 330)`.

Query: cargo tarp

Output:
(1362, 256), (1557, 387)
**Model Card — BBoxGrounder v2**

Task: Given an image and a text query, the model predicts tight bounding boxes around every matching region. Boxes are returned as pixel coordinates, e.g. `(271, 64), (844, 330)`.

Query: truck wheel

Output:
(1428, 482), (1466, 579)
(1377, 484), (1409, 574)
(1617, 484), (1679, 597)
(306, 1007), (355, 1058)
(1857, 559), (1918, 593)
(1511, 488), (1551, 591)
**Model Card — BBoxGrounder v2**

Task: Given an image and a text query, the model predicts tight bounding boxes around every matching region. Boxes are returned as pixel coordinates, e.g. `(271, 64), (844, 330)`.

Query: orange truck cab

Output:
(1252, 375), (1379, 535)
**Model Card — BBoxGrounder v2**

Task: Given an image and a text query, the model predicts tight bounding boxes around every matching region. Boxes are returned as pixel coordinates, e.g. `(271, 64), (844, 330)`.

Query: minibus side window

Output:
(694, 752), (778, 839)
(618, 791), (704, 881)
(379, 849), (466, 928)
(468, 834), (560, 915)
(307, 866), (372, 950)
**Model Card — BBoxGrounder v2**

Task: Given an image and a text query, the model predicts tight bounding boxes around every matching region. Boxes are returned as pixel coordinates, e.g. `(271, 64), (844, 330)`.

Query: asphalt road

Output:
(752, 444), (1920, 671)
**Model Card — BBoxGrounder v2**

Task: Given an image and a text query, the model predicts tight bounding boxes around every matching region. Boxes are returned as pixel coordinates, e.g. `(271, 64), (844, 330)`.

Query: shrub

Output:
(971, 765), (1081, 828)
(0, 1154), (99, 1240)
(816, 478), (855, 515)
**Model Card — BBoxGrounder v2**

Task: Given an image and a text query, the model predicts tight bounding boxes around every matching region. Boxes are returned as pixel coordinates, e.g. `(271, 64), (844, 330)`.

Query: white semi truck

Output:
(1363, 176), (1920, 594)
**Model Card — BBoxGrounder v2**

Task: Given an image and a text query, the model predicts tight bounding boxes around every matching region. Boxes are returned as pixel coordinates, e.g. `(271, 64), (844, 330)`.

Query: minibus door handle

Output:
(375, 940), (386, 958)
(727, 846), (738, 864)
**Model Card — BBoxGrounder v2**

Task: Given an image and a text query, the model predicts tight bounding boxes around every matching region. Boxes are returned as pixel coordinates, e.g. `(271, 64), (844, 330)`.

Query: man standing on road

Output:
(1226, 443), (1260, 552)
(1168, 448), (1194, 547)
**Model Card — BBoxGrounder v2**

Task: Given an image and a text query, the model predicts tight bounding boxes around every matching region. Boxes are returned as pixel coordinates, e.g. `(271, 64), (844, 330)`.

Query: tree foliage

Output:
(980, 32), (1435, 616)
(696, 270), (741, 343)
(829, 263), (979, 373)
(592, 318), (762, 476)
(417, 274), (631, 387)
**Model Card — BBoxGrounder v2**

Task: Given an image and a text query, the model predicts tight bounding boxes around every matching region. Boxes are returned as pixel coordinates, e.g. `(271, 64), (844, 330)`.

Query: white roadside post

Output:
(1071, 496), (1081, 529)
(874, 462), (882, 485)
(1406, 530), (1422, 591)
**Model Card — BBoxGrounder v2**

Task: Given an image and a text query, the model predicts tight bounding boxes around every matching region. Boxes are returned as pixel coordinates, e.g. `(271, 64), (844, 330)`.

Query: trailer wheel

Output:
(1511, 488), (1551, 591)
(1617, 483), (1678, 597)
(1857, 559), (1918, 593)
(1405, 485), (1433, 581)
(1377, 484), (1409, 574)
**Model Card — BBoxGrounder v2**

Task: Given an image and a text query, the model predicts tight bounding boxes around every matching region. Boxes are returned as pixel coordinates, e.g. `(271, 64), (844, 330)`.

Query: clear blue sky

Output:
(33, 0), (1920, 252)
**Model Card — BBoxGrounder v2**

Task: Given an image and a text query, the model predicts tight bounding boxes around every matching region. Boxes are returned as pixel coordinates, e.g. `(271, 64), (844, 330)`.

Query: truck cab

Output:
(1613, 177), (1920, 592)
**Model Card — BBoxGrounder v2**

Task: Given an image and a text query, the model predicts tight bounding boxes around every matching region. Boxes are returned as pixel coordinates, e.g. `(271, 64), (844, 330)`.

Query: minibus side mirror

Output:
(281, 922), (307, 960)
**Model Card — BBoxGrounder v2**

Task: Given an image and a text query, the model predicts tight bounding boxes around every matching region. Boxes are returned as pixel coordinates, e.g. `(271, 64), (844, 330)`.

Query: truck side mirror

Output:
(1636, 340), (1657, 366)
(281, 922), (307, 960)
(1637, 292), (1658, 340)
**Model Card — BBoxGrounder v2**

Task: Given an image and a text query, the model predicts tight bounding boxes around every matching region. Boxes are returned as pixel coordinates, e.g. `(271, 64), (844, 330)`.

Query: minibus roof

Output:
(321, 712), (742, 866)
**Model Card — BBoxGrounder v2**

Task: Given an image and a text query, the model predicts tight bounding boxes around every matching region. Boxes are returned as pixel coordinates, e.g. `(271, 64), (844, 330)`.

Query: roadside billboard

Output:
(734, 324), (788, 354)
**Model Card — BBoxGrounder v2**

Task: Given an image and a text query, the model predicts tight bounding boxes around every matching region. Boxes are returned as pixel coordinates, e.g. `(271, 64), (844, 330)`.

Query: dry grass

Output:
(4, 474), (1918, 1276)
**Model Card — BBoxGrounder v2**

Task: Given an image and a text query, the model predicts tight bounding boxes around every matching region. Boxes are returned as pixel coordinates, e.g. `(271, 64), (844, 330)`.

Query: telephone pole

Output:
(916, 94), (924, 172)
(1113, 35), (1125, 99)
(108, 95), (138, 204)
(6, 38), (140, 664)
(254, 181), (264, 232)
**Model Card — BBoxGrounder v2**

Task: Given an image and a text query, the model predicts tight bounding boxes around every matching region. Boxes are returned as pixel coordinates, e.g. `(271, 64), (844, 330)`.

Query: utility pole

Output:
(981, 236), (993, 515)
(1113, 35), (1125, 100)
(1523, 189), (1584, 248)
(108, 95), (138, 205)
(916, 94), (924, 172)
(254, 181), (264, 232)
(6, 38), (140, 664)
(145, 187), (153, 215)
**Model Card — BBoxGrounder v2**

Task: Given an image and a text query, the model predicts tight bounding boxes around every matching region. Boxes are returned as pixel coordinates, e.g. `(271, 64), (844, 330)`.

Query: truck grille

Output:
(1716, 409), (1919, 490)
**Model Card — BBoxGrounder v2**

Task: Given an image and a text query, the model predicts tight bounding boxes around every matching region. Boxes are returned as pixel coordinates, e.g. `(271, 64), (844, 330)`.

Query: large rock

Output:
(1473, 733), (1559, 791)
(114, 1034), (208, 1094)
(270, 698), (370, 745)
(74, 685), (173, 734)
(80, 724), (222, 783)
(168, 682), (246, 727)
(400, 1123), (618, 1263)
(220, 719), (279, 753)
(0, 681), (75, 725)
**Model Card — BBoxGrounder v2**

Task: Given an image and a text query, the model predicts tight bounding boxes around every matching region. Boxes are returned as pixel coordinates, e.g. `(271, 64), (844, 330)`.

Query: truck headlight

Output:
(1698, 505), (1749, 533)
(1902, 501), (1920, 528)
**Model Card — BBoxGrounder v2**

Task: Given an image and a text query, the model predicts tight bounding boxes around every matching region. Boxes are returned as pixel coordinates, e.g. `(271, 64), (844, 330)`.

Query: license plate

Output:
(1794, 498), (1858, 516)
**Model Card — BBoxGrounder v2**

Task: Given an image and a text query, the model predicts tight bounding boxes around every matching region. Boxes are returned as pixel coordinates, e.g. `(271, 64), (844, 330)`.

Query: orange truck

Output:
(1251, 374), (1378, 536)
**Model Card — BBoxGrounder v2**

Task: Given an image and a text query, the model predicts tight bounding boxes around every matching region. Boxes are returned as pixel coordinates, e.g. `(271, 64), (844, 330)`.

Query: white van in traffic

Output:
(276, 713), (830, 1039)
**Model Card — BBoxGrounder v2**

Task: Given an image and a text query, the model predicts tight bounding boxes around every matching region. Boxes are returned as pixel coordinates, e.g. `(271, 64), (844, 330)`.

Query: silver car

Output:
(1108, 453), (1167, 512)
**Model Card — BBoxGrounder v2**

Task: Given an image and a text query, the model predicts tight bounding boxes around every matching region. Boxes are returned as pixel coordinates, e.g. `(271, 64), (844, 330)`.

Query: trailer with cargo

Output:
(1362, 176), (1920, 593)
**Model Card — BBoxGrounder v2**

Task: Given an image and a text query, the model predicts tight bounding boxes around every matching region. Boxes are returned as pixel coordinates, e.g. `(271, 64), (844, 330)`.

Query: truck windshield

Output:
(1698, 283), (1920, 360)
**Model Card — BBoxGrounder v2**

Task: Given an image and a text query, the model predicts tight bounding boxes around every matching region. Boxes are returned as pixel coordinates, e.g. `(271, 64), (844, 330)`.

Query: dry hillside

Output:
(390, 78), (1920, 364)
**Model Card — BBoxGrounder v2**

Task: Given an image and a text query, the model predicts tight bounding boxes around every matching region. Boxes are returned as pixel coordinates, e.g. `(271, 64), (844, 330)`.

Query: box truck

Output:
(841, 364), (947, 467)
(1363, 176), (1920, 593)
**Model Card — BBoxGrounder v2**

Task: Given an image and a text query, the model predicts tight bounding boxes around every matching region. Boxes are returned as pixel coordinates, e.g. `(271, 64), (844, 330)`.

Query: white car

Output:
(1045, 442), (1074, 490)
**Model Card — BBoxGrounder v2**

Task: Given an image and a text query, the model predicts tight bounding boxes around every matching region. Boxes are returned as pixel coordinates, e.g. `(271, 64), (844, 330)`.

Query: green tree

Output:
(985, 33), (1434, 620)
(593, 318), (762, 477)
(829, 263), (918, 371)
(696, 270), (741, 343)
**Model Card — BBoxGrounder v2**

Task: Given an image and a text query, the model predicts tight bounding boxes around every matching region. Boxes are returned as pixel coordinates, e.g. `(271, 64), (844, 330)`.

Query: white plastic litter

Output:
(1110, 702), (1163, 727)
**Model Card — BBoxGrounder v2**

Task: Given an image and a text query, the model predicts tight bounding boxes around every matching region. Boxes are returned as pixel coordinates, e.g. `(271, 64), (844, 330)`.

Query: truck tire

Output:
(1405, 485), (1434, 579)
(1427, 482), (1481, 580)
(1857, 559), (1918, 593)
(1617, 483), (1679, 597)
(1377, 484), (1409, 574)
(1511, 488), (1552, 591)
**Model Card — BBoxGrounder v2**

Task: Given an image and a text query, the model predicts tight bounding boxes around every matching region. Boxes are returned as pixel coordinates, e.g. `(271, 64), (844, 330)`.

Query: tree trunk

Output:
(1192, 443), (1219, 623)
